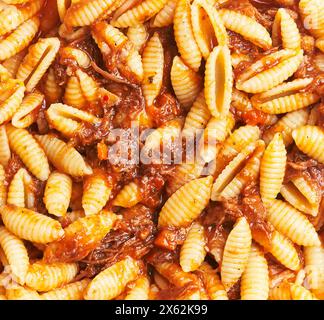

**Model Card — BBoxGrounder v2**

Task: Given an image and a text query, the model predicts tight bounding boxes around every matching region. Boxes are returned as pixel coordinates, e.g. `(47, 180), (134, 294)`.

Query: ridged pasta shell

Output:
(7, 168), (33, 208)
(280, 183), (319, 216)
(0, 16), (40, 61)
(17, 37), (60, 92)
(46, 103), (100, 137)
(43, 68), (63, 104)
(211, 140), (260, 201)
(41, 279), (90, 300)
(221, 217), (252, 290)
(299, 0), (324, 38)
(316, 38), (324, 53)
(241, 245), (269, 300)
(251, 78), (320, 114)
(142, 32), (164, 107)
(272, 8), (301, 50)
(127, 24), (148, 52)
(6, 124), (50, 181)
(263, 108), (309, 146)
(151, 0), (177, 27)
(204, 45), (232, 118)
(171, 56), (202, 109)
(158, 176), (213, 227)
(0, 79), (25, 125)
(174, 0), (202, 71)
(266, 199), (321, 246)
(191, 0), (227, 59)
(12, 91), (44, 129)
(0, 204), (64, 243)
(260, 133), (286, 204)
(180, 222), (206, 272)
(124, 276), (150, 300)
(236, 49), (304, 94)
(64, 0), (115, 27)
(219, 9), (272, 50)
(35, 134), (93, 177)
(113, 181), (141, 208)
(84, 257), (140, 300)
(111, 0), (168, 27)
(292, 125), (324, 164)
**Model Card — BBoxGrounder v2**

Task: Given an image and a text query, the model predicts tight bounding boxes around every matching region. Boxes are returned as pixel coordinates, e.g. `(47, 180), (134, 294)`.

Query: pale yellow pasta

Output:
(7, 168), (33, 208)
(16, 37), (60, 92)
(112, 0), (168, 28)
(2, 50), (26, 78)
(41, 279), (90, 300)
(212, 141), (259, 201)
(12, 91), (44, 128)
(191, 0), (227, 59)
(204, 45), (232, 118)
(280, 182), (319, 216)
(44, 171), (72, 217)
(216, 125), (260, 171)
(261, 230), (301, 271)
(84, 257), (140, 300)
(1, 81), (23, 126)
(216, 141), (264, 200)
(236, 49), (304, 94)
(272, 8), (301, 50)
(64, 0), (115, 27)
(125, 276), (150, 300)
(60, 46), (91, 69)
(221, 217), (252, 290)
(260, 133), (286, 204)
(6, 124), (50, 181)
(0, 16), (40, 61)
(46, 103), (100, 137)
(25, 262), (78, 292)
(199, 114), (234, 163)
(291, 176), (320, 207)
(304, 246), (324, 299)
(143, 118), (182, 152)
(158, 176), (213, 227)
(113, 181), (141, 208)
(251, 78), (320, 114)
(43, 68), (63, 104)
(166, 161), (205, 196)
(241, 245), (269, 300)
(291, 284), (316, 300)
(180, 222), (206, 272)
(231, 88), (252, 111)
(299, 0), (324, 38)
(74, 69), (98, 102)
(263, 108), (310, 146)
(171, 56), (202, 109)
(35, 134), (93, 177)
(0, 204), (64, 244)
(266, 199), (320, 246)
(0, 126), (9, 167)
(173, 0), (201, 71)
(219, 9), (272, 50)
(64, 76), (86, 108)
(198, 263), (228, 300)
(0, 164), (6, 206)
(181, 90), (211, 138)
(82, 173), (112, 216)
(0, 226), (29, 285)
(127, 24), (148, 52)
(142, 32), (164, 107)
(292, 125), (324, 164)
(6, 285), (40, 300)
(151, 0), (177, 27)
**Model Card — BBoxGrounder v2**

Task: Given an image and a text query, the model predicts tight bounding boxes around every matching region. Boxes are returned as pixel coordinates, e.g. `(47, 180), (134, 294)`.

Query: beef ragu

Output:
(0, 0), (323, 301)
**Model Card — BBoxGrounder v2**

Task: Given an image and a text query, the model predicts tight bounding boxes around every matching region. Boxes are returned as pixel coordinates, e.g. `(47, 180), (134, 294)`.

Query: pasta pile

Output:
(0, 0), (323, 300)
